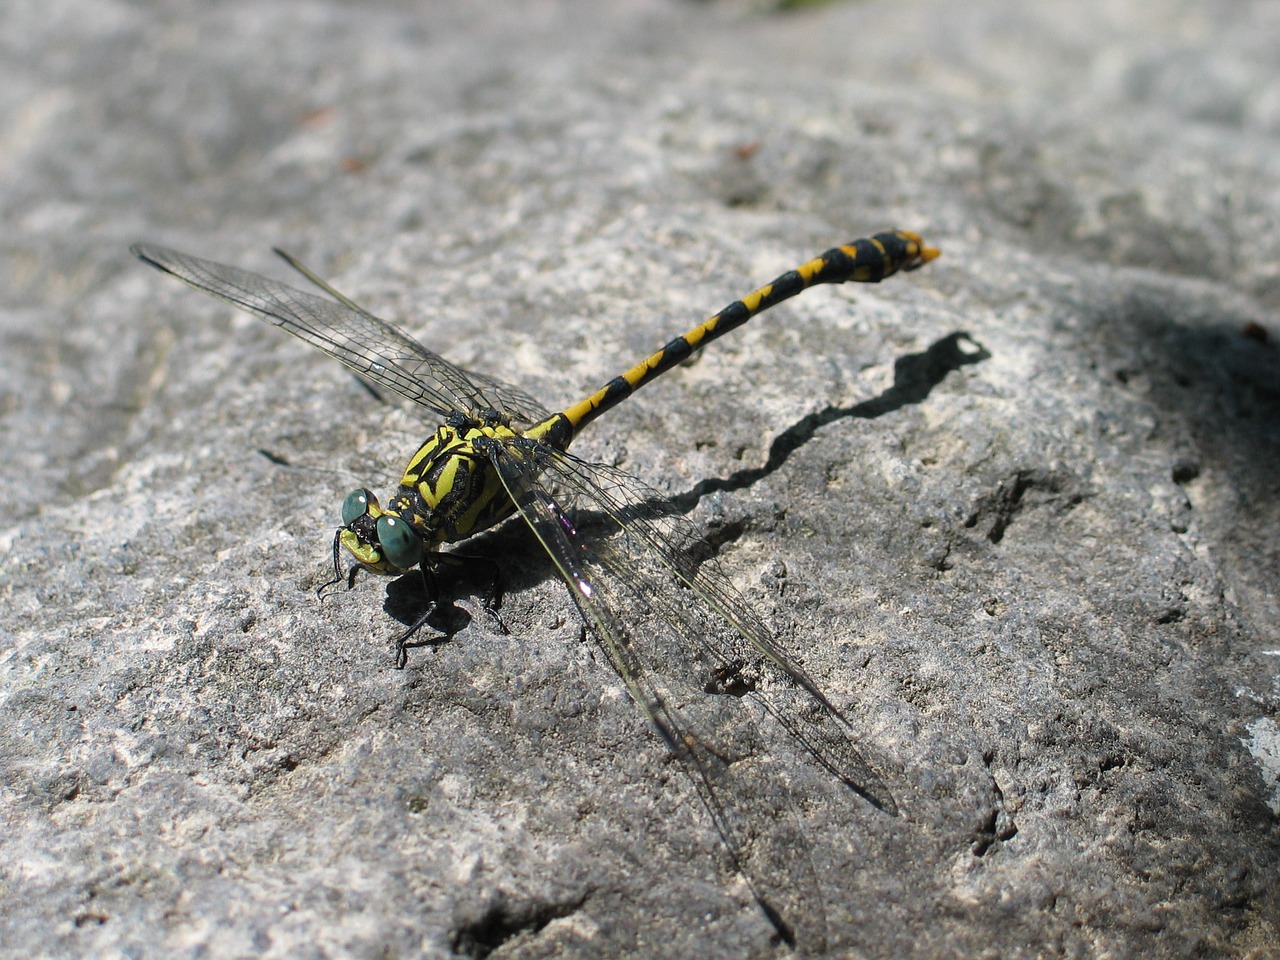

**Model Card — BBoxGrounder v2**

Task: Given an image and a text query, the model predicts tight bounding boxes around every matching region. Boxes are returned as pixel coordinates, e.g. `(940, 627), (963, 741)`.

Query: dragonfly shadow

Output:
(671, 331), (989, 513)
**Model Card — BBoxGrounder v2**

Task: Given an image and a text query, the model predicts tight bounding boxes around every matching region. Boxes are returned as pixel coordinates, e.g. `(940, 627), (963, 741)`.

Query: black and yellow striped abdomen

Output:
(557, 230), (938, 437)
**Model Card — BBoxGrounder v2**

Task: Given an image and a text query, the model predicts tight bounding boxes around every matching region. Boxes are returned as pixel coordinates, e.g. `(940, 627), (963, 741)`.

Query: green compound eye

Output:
(376, 515), (423, 570)
(342, 488), (376, 526)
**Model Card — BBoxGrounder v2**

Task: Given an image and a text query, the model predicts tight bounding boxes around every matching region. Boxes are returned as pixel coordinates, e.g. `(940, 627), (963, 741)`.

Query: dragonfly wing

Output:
(131, 243), (551, 427)
(488, 436), (842, 951)
(270, 245), (554, 429)
(538, 450), (897, 812)
(461, 369), (554, 429)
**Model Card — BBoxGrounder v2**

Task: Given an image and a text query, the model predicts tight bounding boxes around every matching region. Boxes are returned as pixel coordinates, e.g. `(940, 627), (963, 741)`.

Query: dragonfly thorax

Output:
(337, 413), (529, 574)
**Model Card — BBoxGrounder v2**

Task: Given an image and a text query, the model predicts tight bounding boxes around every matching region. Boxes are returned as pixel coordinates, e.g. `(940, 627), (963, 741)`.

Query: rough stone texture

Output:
(2, 1), (1278, 957)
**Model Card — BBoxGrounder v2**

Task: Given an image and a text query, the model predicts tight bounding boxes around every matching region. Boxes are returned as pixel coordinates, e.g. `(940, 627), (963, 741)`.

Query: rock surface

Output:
(2, 1), (1277, 957)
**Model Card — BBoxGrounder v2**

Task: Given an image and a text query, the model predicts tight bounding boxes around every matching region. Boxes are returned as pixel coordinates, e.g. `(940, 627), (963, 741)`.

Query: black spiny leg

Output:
(434, 552), (507, 634)
(394, 552), (511, 667)
(394, 561), (444, 669)
(317, 528), (362, 599)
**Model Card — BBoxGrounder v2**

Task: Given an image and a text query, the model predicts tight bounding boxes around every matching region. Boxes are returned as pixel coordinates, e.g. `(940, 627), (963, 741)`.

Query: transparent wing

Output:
(532, 448), (896, 812)
(461, 369), (553, 427)
(131, 243), (552, 428)
(487, 437), (893, 948)
(269, 246), (554, 427)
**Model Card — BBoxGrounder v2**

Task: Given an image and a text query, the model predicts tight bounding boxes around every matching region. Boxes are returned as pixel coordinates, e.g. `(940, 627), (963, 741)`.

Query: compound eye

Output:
(342, 488), (378, 526)
(376, 515), (423, 570)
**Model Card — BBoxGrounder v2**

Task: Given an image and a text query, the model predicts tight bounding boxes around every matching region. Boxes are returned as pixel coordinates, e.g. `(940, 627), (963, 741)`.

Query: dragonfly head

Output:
(338, 488), (425, 574)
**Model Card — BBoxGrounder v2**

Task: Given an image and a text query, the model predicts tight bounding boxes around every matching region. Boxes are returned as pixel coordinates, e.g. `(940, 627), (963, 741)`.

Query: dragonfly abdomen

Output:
(559, 230), (938, 437)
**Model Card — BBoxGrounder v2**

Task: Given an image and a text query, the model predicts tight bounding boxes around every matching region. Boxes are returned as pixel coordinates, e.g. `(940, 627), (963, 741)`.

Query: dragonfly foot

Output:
(394, 610), (444, 669)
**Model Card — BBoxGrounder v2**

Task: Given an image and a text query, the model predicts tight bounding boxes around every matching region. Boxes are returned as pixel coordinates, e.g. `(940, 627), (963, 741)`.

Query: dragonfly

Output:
(132, 230), (938, 950)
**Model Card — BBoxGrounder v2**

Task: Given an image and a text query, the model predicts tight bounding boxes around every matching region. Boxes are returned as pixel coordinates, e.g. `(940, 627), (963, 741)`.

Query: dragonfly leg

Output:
(316, 528), (364, 599)
(434, 552), (507, 634)
(394, 554), (509, 667)
(394, 563), (445, 668)
(317, 563), (364, 599)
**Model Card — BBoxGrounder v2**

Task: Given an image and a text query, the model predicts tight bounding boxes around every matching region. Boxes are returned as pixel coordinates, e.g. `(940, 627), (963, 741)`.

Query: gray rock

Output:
(2, 0), (1277, 957)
